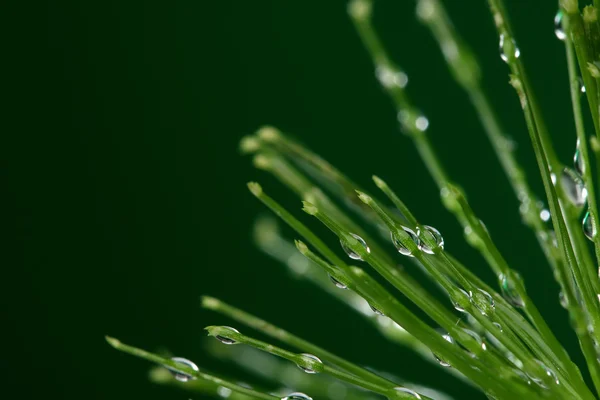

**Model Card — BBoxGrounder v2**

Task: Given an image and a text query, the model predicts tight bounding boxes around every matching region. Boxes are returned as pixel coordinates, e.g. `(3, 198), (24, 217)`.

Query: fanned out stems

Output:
(247, 182), (532, 399)
(105, 336), (277, 400)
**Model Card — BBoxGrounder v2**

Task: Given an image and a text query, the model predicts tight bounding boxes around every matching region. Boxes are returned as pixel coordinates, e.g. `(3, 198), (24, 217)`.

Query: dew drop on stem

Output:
(282, 392), (313, 400)
(394, 387), (422, 399)
(329, 274), (348, 289)
(499, 34), (520, 63)
(340, 233), (370, 261)
(370, 304), (385, 316)
(471, 288), (495, 316)
(583, 210), (596, 241)
(574, 139), (585, 175)
(215, 326), (240, 345)
(217, 387), (233, 398)
(165, 357), (199, 382)
(417, 225), (444, 254)
(554, 10), (566, 41)
(432, 333), (454, 367)
(391, 226), (419, 257)
(499, 273), (525, 308)
(560, 168), (587, 207)
(297, 353), (323, 374)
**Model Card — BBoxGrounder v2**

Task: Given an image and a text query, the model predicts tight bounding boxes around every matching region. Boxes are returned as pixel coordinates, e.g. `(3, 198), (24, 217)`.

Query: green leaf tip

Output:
(256, 126), (281, 142)
(105, 335), (121, 348)
(239, 135), (261, 154)
(294, 239), (309, 255)
(347, 0), (372, 21)
(201, 295), (220, 310)
(355, 190), (372, 204)
(253, 154), (272, 170)
(372, 175), (386, 189)
(247, 182), (263, 197)
(302, 201), (319, 216)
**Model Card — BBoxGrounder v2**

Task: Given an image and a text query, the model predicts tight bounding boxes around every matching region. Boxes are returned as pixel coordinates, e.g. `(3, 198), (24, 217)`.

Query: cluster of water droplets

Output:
(165, 357), (199, 382)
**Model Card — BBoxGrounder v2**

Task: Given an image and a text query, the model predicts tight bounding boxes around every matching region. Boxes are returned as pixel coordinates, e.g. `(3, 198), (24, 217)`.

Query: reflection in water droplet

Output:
(166, 357), (199, 382)
(527, 360), (560, 387)
(394, 387), (422, 399)
(297, 354), (323, 374)
(433, 333), (454, 367)
(329, 274), (348, 289)
(574, 139), (585, 175)
(499, 273), (525, 308)
(578, 77), (586, 93)
(282, 392), (313, 400)
(499, 34), (520, 63)
(471, 288), (496, 316)
(340, 233), (370, 261)
(417, 225), (444, 254)
(555, 10), (566, 40)
(391, 227), (419, 256)
(583, 210), (596, 241)
(452, 288), (472, 313)
(561, 168), (587, 207)
(216, 327), (240, 345)
(540, 209), (551, 222)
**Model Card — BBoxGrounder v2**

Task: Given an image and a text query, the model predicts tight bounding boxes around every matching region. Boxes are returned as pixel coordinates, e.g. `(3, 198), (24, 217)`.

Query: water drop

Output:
(215, 326), (240, 345)
(471, 288), (495, 316)
(340, 233), (370, 261)
(370, 304), (385, 316)
(554, 10), (566, 41)
(574, 139), (585, 175)
(579, 77), (586, 93)
(217, 387), (233, 398)
(391, 227), (419, 256)
(329, 274), (348, 289)
(451, 288), (472, 313)
(527, 360), (560, 387)
(415, 116), (429, 131)
(166, 357), (199, 382)
(499, 34), (520, 63)
(297, 353), (323, 374)
(499, 273), (525, 308)
(282, 392), (313, 400)
(561, 168), (587, 207)
(540, 209), (551, 222)
(433, 333), (454, 367)
(493, 322), (503, 332)
(583, 210), (596, 241)
(394, 387), (422, 399)
(397, 110), (429, 133)
(559, 291), (569, 308)
(376, 65), (408, 89)
(417, 225), (444, 254)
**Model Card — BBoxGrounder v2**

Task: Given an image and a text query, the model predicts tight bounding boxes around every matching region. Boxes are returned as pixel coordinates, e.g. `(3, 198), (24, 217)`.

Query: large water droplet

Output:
(394, 387), (422, 399)
(583, 210), (596, 241)
(499, 34), (520, 63)
(391, 227), (419, 256)
(554, 10), (566, 41)
(527, 360), (560, 388)
(451, 288), (472, 313)
(282, 392), (313, 400)
(166, 357), (199, 382)
(433, 333), (454, 367)
(376, 65), (408, 89)
(499, 273), (525, 308)
(417, 225), (444, 254)
(297, 353), (323, 374)
(215, 326), (240, 345)
(471, 288), (495, 316)
(340, 233), (370, 261)
(574, 139), (585, 175)
(561, 168), (587, 207)
(329, 274), (348, 289)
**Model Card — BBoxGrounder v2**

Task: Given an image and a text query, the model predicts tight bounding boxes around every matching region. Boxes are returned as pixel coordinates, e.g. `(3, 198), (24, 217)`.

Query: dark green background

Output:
(4, 0), (584, 399)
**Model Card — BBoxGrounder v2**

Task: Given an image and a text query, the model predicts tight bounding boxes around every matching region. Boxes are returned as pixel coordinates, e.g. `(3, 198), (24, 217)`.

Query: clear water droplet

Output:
(579, 77), (586, 93)
(370, 304), (385, 316)
(471, 288), (495, 316)
(282, 392), (313, 400)
(166, 357), (199, 382)
(561, 168), (587, 207)
(391, 227), (419, 256)
(559, 291), (569, 308)
(554, 10), (566, 41)
(217, 387), (233, 398)
(540, 209), (551, 222)
(417, 225), (444, 254)
(583, 210), (596, 241)
(340, 233), (370, 261)
(433, 333), (454, 367)
(499, 34), (520, 63)
(574, 139), (585, 175)
(493, 322), (503, 332)
(297, 353), (323, 374)
(394, 387), (422, 399)
(215, 326), (240, 345)
(397, 110), (429, 133)
(451, 288), (472, 313)
(527, 360), (560, 387)
(329, 274), (348, 289)
(499, 273), (525, 308)
(376, 65), (408, 89)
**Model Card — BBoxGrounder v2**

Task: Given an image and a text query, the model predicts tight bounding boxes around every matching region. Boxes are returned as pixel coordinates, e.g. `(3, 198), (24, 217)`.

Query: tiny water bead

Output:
(297, 353), (323, 374)
(554, 10), (566, 41)
(391, 227), (419, 256)
(329, 274), (348, 289)
(340, 233), (370, 261)
(499, 272), (525, 308)
(559, 291), (569, 308)
(215, 326), (240, 345)
(417, 225), (444, 254)
(376, 65), (408, 89)
(397, 110), (429, 133)
(583, 210), (596, 241)
(471, 288), (495, 316)
(560, 168), (587, 207)
(282, 392), (313, 400)
(370, 304), (385, 316)
(499, 34), (520, 63)
(433, 333), (454, 367)
(574, 139), (585, 175)
(166, 357), (199, 382)
(393, 387), (422, 399)
(578, 77), (586, 94)
(527, 360), (560, 388)
(217, 386), (233, 398)
(539, 209), (551, 222)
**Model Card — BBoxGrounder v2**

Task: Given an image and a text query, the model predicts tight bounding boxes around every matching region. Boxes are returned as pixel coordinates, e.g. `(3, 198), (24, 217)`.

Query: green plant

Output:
(107, 0), (600, 399)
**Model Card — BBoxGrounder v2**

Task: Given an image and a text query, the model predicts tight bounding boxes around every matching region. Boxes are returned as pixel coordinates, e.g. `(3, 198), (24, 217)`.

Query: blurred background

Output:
(4, 0), (583, 399)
